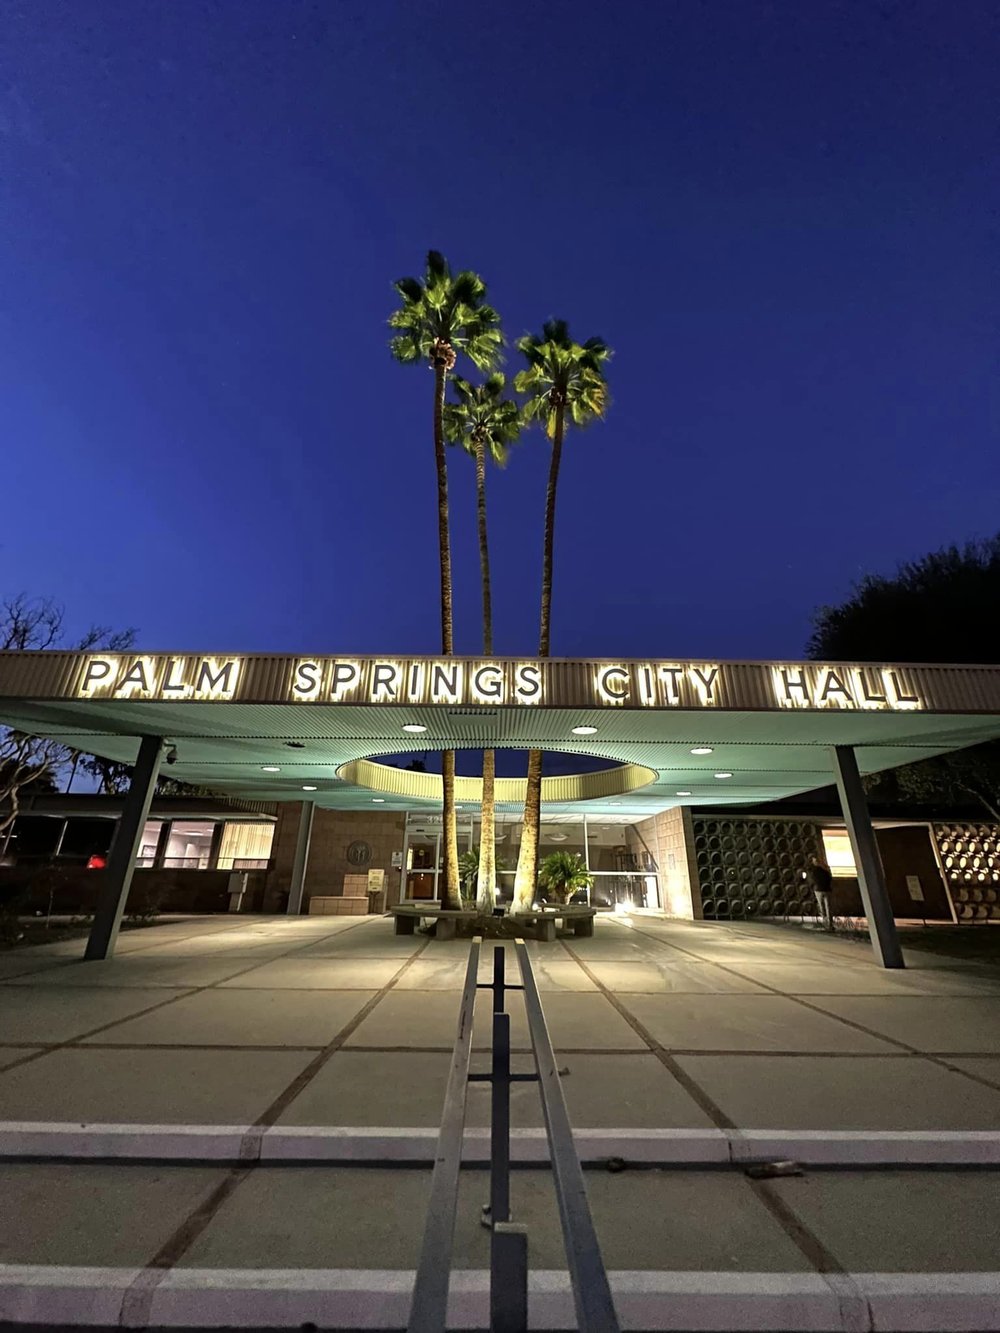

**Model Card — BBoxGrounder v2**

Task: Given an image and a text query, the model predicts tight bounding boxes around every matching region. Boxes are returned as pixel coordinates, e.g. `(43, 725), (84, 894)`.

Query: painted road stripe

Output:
(2, 1122), (1000, 1166)
(2, 1267), (1000, 1330)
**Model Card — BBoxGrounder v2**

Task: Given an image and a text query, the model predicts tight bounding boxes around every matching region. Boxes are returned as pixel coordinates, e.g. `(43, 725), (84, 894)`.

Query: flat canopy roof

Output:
(2, 651), (999, 818)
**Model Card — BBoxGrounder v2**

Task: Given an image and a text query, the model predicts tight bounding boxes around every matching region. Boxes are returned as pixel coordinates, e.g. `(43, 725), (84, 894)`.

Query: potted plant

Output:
(537, 851), (593, 907)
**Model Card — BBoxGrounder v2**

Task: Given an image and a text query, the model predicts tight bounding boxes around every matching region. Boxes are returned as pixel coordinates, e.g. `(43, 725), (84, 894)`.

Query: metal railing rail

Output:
(406, 937), (619, 1333)
(408, 938), (481, 1333)
(514, 939), (619, 1332)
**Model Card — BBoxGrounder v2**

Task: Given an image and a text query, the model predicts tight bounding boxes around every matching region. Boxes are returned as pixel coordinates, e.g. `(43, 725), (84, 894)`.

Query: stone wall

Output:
(634, 807), (700, 918)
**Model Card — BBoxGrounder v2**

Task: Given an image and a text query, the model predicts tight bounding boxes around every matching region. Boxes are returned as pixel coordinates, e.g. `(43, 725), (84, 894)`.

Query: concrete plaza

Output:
(1, 912), (1000, 1327)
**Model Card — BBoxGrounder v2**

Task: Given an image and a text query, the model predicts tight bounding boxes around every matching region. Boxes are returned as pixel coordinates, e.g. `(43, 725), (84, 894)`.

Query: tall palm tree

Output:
(389, 252), (502, 909)
(511, 320), (611, 910)
(444, 374), (522, 911)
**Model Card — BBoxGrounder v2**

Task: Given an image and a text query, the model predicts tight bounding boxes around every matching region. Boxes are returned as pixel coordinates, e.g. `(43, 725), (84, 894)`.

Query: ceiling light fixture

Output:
(571, 725), (597, 736)
(714, 772), (733, 780)
(302, 785), (317, 791)
(372, 797), (385, 803)
(402, 723), (427, 734)
(676, 790), (692, 796)
(690, 746), (713, 755)
(261, 765), (280, 773)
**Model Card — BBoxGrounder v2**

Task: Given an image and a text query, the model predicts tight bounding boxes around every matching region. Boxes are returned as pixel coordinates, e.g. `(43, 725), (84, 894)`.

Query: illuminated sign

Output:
(79, 656), (240, 700)
(74, 655), (924, 713)
(771, 665), (920, 711)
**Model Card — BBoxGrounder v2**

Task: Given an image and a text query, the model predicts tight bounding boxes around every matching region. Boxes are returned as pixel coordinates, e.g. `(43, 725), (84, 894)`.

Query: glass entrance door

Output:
(405, 825), (440, 900)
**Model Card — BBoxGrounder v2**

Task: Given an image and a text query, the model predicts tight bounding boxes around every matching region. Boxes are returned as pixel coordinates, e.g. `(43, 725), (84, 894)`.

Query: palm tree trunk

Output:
(537, 404), (564, 659)
(473, 436), (497, 912)
(513, 401), (565, 910)
(433, 361), (461, 909)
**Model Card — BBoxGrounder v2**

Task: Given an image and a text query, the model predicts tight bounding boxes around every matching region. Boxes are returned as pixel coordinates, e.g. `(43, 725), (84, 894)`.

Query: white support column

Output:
(84, 735), (165, 961)
(831, 745), (904, 969)
(286, 800), (315, 916)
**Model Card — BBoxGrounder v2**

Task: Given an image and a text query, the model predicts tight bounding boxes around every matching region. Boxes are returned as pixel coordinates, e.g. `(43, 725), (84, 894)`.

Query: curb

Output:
(2, 1266), (1000, 1330)
(2, 1122), (1000, 1166)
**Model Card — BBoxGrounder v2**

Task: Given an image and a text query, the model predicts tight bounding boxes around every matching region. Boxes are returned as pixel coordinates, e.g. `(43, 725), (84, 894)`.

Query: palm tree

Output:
(538, 850), (593, 905)
(389, 252), (502, 910)
(444, 374), (522, 911)
(511, 320), (611, 911)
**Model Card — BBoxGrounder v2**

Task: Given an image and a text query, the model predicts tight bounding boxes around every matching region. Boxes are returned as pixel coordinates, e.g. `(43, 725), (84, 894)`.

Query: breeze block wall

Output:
(932, 822), (1000, 922)
(691, 816), (824, 920)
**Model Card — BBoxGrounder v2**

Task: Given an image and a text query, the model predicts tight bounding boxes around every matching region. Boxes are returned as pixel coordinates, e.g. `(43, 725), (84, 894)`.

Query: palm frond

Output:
(442, 373), (523, 463)
(514, 321), (612, 437)
(393, 276), (423, 303)
(388, 253), (503, 372)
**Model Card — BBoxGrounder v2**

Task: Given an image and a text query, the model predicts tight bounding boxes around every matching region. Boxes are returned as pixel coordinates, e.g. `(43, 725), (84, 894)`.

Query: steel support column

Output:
(84, 735), (165, 961)
(831, 744), (904, 969)
(286, 800), (315, 916)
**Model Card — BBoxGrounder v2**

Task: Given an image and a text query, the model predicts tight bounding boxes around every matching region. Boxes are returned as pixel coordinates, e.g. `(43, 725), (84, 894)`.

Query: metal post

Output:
(831, 745), (904, 969)
(84, 736), (165, 961)
(491, 1223), (528, 1333)
(286, 800), (315, 915)
(491, 1010), (511, 1229)
(492, 943), (506, 1012)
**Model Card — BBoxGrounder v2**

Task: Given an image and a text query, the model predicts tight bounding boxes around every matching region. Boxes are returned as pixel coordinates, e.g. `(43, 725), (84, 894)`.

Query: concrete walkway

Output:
(1, 912), (999, 1327)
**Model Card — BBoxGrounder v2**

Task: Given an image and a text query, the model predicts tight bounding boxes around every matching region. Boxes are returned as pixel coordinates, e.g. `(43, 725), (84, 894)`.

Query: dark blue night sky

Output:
(2, 1), (996, 660)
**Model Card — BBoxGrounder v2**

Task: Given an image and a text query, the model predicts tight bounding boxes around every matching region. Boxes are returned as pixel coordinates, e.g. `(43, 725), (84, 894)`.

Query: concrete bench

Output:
(389, 906), (477, 940)
(509, 907), (596, 940)
(389, 904), (597, 942)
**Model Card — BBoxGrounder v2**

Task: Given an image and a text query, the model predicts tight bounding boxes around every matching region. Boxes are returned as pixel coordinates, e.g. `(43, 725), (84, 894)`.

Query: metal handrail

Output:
(407, 938), (481, 1332)
(407, 937), (620, 1333)
(515, 940), (619, 1332)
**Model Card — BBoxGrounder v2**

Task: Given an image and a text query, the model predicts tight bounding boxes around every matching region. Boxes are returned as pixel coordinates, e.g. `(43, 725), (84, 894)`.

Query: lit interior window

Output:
(822, 830), (856, 878)
(216, 822), (275, 871)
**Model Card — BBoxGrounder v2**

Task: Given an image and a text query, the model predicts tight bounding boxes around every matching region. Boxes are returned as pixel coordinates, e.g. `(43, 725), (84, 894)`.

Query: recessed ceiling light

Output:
(261, 765), (280, 773)
(690, 746), (713, 755)
(714, 772), (733, 780)
(402, 723), (427, 734)
(609, 801), (622, 806)
(676, 790), (692, 796)
(372, 797), (385, 803)
(571, 725), (597, 736)
(302, 785), (317, 791)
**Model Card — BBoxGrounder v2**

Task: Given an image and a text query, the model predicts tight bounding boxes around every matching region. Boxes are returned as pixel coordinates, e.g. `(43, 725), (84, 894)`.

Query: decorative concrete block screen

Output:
(932, 823), (1000, 922)
(692, 818), (824, 921)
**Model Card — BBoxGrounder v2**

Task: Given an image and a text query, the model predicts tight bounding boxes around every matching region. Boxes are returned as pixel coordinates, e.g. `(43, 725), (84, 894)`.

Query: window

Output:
(217, 821), (274, 870)
(162, 820), (215, 869)
(822, 830), (856, 878)
(136, 819), (163, 868)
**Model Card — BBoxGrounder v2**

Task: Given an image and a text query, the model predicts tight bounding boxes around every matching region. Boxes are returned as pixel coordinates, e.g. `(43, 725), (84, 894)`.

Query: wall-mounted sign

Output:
(71, 653), (934, 713)
(346, 840), (372, 867)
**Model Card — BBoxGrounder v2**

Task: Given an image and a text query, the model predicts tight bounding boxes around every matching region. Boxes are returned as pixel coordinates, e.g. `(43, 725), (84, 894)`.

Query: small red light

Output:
(86, 854), (107, 870)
